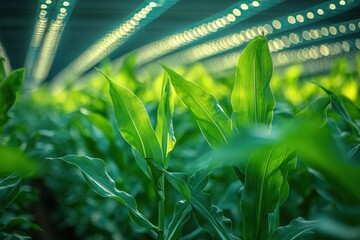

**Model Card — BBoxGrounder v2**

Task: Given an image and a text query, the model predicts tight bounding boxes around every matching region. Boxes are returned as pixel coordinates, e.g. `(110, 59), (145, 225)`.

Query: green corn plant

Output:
(53, 65), (238, 239)
(43, 36), (360, 239)
(164, 36), (360, 239)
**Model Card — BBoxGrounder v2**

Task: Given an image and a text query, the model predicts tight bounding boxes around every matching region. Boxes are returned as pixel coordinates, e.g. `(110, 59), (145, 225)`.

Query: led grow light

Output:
(24, 0), (56, 83)
(52, 0), (179, 88)
(199, 18), (360, 74)
(152, 0), (360, 68)
(31, 0), (78, 85)
(201, 37), (360, 74)
(133, 0), (284, 66)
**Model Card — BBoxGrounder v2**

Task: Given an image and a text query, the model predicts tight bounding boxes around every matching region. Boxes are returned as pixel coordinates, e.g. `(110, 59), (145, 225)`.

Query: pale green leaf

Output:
(318, 85), (360, 136)
(294, 96), (330, 128)
(231, 36), (275, 131)
(98, 70), (163, 164)
(0, 174), (21, 212)
(53, 155), (159, 231)
(156, 73), (176, 163)
(163, 65), (232, 149)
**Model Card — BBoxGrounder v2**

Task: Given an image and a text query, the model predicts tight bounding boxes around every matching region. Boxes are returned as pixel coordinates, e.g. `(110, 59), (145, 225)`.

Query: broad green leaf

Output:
(294, 96), (330, 128)
(165, 172), (191, 202)
(0, 68), (25, 126)
(132, 148), (151, 179)
(163, 65), (232, 149)
(189, 167), (210, 191)
(99, 70), (163, 164)
(318, 85), (360, 136)
(80, 108), (115, 140)
(231, 36), (275, 131)
(191, 189), (237, 240)
(271, 217), (319, 240)
(165, 200), (192, 240)
(241, 145), (296, 240)
(53, 155), (159, 231)
(0, 175), (21, 212)
(147, 160), (191, 202)
(156, 73), (176, 163)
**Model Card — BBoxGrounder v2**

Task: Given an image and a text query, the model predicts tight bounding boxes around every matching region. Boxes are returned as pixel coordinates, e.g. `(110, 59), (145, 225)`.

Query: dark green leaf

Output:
(53, 155), (159, 231)
(165, 200), (191, 240)
(147, 160), (191, 202)
(191, 189), (237, 240)
(189, 167), (210, 191)
(231, 36), (275, 131)
(271, 217), (318, 240)
(0, 68), (25, 126)
(0, 175), (21, 212)
(80, 108), (115, 140)
(241, 145), (296, 240)
(163, 65), (232, 149)
(99, 70), (163, 164)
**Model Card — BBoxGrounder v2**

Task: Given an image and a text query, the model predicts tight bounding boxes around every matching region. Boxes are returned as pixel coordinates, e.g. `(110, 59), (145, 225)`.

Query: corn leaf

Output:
(156, 73), (176, 163)
(294, 96), (330, 128)
(231, 36), (275, 131)
(99, 70), (163, 165)
(163, 65), (232, 149)
(241, 145), (296, 240)
(53, 155), (159, 231)
(319, 85), (360, 136)
(165, 200), (192, 240)
(191, 189), (237, 240)
(147, 160), (191, 202)
(271, 217), (319, 240)
(0, 68), (25, 126)
(0, 174), (21, 212)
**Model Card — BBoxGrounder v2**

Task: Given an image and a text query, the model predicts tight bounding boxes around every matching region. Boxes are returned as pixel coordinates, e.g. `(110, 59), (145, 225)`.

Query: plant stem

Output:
(158, 174), (165, 240)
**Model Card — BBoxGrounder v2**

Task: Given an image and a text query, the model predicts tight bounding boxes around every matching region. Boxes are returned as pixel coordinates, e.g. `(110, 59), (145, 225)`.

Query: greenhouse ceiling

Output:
(1, 0), (360, 85)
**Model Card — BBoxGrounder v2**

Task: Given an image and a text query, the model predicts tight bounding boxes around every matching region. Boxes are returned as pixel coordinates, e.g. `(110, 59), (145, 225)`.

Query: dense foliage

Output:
(1, 36), (360, 239)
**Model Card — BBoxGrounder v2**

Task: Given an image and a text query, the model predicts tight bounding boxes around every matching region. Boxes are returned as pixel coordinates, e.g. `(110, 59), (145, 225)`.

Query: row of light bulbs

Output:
(52, 0), (179, 87)
(25, 0), (55, 80)
(151, 0), (360, 68)
(202, 37), (360, 74)
(134, 0), (284, 65)
(25, 0), (77, 86)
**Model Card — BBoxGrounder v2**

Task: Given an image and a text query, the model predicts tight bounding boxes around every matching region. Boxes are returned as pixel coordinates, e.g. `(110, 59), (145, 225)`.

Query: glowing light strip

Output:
(134, 0), (284, 65)
(273, 37), (360, 67)
(202, 37), (360, 74)
(24, 0), (56, 83)
(277, 50), (359, 77)
(157, 0), (360, 67)
(52, 0), (179, 87)
(32, 0), (78, 84)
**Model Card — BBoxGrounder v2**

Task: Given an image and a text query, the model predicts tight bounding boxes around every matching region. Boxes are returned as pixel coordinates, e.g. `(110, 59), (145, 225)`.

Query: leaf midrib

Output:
(177, 81), (229, 145)
(255, 147), (275, 240)
(112, 86), (147, 157)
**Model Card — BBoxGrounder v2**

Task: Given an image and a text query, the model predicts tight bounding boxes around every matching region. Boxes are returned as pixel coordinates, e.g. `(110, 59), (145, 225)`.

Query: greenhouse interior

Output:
(1, 0), (360, 239)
